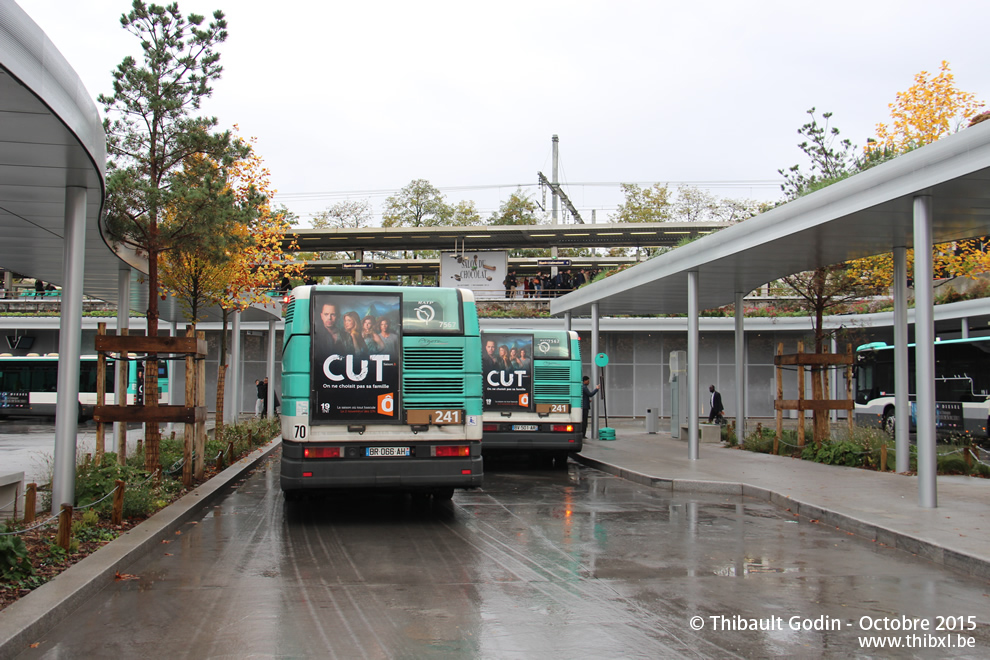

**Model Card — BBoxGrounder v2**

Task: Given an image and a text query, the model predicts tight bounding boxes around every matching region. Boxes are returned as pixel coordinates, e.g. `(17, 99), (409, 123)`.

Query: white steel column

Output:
(688, 271), (699, 460)
(961, 318), (970, 339)
(913, 196), (937, 508)
(230, 311), (242, 423)
(52, 186), (87, 508)
(564, 311), (571, 332)
(267, 319), (277, 416)
(893, 245), (910, 473)
(591, 303), (600, 440)
(114, 266), (131, 451)
(734, 291), (745, 439)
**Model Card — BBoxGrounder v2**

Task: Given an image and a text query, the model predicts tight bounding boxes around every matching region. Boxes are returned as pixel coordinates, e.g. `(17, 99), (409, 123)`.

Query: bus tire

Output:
(433, 487), (454, 500)
(282, 489), (302, 503)
(881, 407), (895, 436)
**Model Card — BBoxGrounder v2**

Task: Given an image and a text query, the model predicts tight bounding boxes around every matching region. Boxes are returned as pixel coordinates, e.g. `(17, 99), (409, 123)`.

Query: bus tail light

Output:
(304, 446), (341, 459)
(434, 445), (470, 457)
(551, 424), (575, 433)
(483, 423), (498, 432)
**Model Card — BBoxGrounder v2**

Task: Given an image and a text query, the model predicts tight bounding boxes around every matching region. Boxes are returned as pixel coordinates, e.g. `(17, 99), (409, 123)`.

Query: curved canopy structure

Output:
(0, 2), (118, 299)
(552, 121), (990, 317)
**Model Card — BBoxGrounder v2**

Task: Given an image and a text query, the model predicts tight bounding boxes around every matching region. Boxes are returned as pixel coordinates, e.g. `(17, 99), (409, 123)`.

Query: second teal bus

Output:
(481, 329), (583, 464)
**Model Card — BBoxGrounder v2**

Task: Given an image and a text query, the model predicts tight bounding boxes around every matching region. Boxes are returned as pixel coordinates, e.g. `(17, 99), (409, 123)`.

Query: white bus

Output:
(854, 338), (990, 438)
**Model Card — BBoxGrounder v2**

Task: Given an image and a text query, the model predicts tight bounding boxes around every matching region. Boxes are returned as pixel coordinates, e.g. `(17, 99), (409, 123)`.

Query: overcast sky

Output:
(19, 0), (990, 226)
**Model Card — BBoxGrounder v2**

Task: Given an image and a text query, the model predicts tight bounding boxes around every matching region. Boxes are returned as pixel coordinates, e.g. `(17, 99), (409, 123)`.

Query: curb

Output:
(573, 452), (990, 581)
(0, 438), (282, 660)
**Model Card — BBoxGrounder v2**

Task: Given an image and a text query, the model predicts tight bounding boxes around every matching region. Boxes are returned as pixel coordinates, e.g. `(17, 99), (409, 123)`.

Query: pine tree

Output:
(100, 1), (247, 471)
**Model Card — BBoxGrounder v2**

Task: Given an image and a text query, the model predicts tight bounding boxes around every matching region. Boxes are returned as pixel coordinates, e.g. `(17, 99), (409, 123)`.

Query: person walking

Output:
(707, 384), (725, 424)
(582, 375), (599, 439)
(254, 379), (264, 418)
(259, 377), (269, 418)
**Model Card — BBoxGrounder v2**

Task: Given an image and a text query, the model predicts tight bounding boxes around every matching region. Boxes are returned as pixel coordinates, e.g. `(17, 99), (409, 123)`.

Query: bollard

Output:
(227, 441), (235, 466)
(58, 504), (73, 551)
(964, 444), (974, 471)
(24, 483), (37, 524)
(112, 480), (125, 526)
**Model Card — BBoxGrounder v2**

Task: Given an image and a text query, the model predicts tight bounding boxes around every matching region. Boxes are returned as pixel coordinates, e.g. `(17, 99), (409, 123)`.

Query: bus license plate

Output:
(366, 446), (411, 458)
(512, 424), (539, 431)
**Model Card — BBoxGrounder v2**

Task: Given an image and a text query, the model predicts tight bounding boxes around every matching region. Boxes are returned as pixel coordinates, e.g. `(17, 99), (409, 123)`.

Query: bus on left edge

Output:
(0, 354), (169, 420)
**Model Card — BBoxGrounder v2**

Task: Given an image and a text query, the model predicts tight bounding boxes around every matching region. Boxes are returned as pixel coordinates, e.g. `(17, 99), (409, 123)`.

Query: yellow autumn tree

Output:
(869, 61), (984, 154)
(854, 62), (986, 289)
(212, 132), (304, 431)
(161, 131), (303, 437)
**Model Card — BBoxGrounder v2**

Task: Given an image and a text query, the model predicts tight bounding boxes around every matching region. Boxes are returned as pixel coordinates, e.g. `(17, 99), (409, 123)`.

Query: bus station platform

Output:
(575, 418), (990, 580)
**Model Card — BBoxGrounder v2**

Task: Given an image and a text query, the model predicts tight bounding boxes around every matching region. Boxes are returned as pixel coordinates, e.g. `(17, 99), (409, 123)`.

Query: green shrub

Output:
(722, 422), (737, 446)
(937, 452), (969, 475)
(158, 434), (185, 474)
(0, 525), (34, 581)
(74, 461), (147, 516)
(801, 440), (866, 467)
(741, 426), (792, 455)
(122, 486), (156, 519)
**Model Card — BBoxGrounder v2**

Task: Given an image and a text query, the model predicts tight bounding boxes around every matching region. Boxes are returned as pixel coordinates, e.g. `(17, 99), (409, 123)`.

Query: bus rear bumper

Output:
(482, 431), (582, 453)
(280, 442), (483, 492)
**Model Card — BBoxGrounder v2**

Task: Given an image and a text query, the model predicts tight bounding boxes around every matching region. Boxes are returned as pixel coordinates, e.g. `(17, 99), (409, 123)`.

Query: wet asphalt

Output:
(12, 452), (990, 659)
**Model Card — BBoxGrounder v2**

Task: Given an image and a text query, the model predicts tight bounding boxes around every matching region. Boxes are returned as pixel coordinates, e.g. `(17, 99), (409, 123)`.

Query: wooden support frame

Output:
(93, 332), (207, 476)
(774, 343), (855, 451)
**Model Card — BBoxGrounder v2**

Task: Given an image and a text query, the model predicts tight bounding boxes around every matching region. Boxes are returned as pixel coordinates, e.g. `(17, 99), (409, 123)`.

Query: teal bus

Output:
(280, 285), (483, 500)
(481, 329), (583, 465)
(0, 353), (168, 420)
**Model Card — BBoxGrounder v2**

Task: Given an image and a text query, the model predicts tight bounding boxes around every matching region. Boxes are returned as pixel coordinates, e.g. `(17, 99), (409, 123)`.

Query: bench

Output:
(678, 424), (722, 443)
(0, 471), (24, 520)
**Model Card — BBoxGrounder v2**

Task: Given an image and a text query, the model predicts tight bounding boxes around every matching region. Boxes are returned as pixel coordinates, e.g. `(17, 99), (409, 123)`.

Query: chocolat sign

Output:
(311, 291), (402, 424)
(481, 332), (533, 411)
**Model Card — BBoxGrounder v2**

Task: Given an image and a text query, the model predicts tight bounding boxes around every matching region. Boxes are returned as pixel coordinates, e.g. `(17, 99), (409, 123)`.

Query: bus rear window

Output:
(401, 289), (464, 335)
(531, 331), (570, 359)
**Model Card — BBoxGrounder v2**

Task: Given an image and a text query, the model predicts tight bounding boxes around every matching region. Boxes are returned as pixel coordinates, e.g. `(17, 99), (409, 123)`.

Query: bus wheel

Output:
(881, 409), (895, 436)
(282, 489), (302, 503)
(433, 488), (454, 500)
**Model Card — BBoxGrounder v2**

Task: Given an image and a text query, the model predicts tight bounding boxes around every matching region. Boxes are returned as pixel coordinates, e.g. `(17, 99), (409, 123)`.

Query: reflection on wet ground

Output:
(15, 454), (990, 658)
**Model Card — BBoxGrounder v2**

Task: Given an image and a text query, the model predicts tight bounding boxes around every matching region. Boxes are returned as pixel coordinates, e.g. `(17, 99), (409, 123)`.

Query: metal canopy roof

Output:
(0, 4), (276, 324)
(552, 121), (990, 318)
(285, 221), (730, 253)
(0, 4), (114, 297)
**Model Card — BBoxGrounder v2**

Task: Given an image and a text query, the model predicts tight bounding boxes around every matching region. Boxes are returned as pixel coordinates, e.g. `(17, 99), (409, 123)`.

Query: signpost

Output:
(595, 352), (614, 440)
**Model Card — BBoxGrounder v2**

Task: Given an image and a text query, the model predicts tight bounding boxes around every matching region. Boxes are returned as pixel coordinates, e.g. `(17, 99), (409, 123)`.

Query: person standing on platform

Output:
(582, 376), (599, 439)
(255, 379), (264, 418)
(259, 378), (269, 418)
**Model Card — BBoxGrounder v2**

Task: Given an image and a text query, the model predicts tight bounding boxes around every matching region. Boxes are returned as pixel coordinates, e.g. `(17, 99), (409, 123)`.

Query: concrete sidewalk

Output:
(574, 419), (990, 580)
(0, 437), (282, 660)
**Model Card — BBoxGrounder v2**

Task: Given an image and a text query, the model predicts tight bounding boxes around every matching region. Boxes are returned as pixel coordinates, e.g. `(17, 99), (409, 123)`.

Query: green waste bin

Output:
(599, 427), (615, 441)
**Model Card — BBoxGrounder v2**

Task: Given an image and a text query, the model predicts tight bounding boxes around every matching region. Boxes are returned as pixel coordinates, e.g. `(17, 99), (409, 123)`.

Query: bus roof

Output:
(858, 336), (990, 352)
